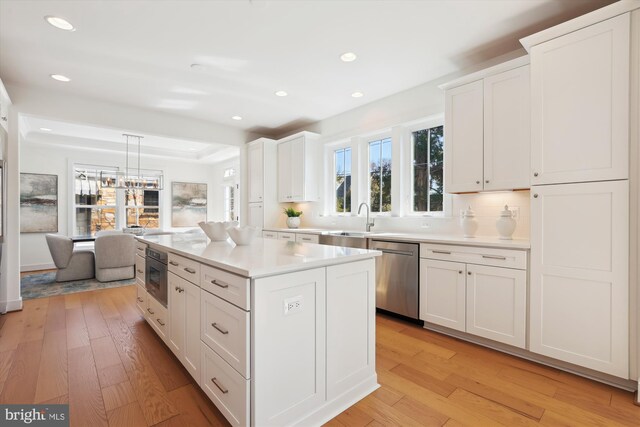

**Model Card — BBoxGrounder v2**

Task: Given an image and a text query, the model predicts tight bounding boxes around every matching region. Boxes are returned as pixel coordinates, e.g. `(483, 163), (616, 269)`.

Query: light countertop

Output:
(139, 233), (380, 278)
(263, 228), (530, 250)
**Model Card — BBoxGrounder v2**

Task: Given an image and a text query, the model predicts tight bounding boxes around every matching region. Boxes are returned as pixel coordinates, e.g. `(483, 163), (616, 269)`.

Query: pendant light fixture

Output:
(100, 134), (164, 190)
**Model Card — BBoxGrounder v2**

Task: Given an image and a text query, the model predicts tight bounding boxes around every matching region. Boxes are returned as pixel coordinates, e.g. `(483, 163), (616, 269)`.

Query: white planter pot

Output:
(286, 217), (301, 229)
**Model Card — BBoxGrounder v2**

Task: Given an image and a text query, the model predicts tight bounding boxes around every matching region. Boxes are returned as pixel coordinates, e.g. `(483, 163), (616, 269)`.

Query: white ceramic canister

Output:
(496, 205), (517, 240)
(461, 206), (479, 238)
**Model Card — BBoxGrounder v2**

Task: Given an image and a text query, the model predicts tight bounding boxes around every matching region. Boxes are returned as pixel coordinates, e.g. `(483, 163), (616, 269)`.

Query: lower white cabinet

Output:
(145, 296), (168, 343)
(136, 282), (147, 315)
(420, 245), (527, 349)
(278, 232), (295, 241)
(168, 272), (201, 383)
(420, 259), (466, 332)
(530, 180), (629, 377)
(296, 233), (319, 244)
(201, 343), (249, 427)
(466, 265), (526, 348)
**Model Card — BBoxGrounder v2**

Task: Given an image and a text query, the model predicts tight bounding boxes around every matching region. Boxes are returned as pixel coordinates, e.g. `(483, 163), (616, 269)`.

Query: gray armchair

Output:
(94, 233), (136, 282)
(45, 234), (95, 282)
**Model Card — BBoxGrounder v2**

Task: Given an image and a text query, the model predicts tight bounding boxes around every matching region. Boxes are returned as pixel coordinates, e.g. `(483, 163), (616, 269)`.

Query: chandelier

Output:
(100, 134), (164, 190)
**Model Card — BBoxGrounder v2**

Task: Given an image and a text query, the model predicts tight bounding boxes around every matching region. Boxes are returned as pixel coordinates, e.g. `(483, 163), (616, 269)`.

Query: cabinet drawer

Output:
(201, 342), (249, 427)
(136, 283), (147, 315)
(421, 243), (527, 270)
(135, 254), (146, 283)
(296, 233), (319, 244)
(262, 230), (278, 239)
(146, 297), (168, 341)
(168, 253), (201, 284)
(278, 232), (295, 241)
(201, 264), (250, 310)
(201, 290), (250, 378)
(135, 241), (147, 258)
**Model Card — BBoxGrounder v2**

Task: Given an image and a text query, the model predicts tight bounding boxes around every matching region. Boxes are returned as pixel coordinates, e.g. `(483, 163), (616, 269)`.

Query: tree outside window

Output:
(335, 147), (351, 213)
(369, 137), (392, 213)
(413, 125), (444, 212)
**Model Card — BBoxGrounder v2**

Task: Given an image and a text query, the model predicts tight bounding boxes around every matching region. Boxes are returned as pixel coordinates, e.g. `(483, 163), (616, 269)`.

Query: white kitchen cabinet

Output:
(443, 59), (530, 193)
(247, 141), (264, 203)
(420, 259), (467, 332)
(0, 78), (10, 132)
(530, 180), (629, 378)
(444, 80), (484, 193)
(296, 233), (319, 244)
(246, 203), (264, 229)
(146, 296), (168, 343)
(530, 14), (630, 185)
(135, 282), (147, 315)
(168, 272), (201, 383)
(420, 245), (528, 349)
(466, 264), (526, 348)
(483, 66), (530, 191)
(277, 232), (295, 241)
(277, 132), (321, 202)
(262, 230), (277, 239)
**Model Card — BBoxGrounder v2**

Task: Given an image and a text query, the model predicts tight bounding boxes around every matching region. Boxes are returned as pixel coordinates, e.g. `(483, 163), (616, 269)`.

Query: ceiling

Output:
(0, 0), (615, 137)
(21, 116), (240, 164)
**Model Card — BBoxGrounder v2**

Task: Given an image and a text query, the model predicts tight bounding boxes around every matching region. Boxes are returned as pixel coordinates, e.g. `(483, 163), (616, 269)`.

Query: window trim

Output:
(408, 122), (445, 215)
(364, 132), (392, 216)
(325, 139), (355, 216)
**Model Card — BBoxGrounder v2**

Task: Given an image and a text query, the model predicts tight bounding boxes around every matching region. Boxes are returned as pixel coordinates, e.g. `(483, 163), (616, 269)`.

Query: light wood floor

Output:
(0, 285), (638, 426)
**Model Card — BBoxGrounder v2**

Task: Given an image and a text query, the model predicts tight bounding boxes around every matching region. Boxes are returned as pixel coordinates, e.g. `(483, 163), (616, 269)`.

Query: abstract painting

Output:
(20, 173), (58, 233)
(171, 181), (207, 227)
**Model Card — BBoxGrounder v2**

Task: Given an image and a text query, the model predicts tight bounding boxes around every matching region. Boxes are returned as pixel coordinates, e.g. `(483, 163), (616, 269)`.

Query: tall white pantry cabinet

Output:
(522, 6), (639, 380)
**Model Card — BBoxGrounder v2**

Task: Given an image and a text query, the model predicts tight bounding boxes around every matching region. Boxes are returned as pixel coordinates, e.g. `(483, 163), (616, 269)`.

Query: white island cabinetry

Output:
(138, 234), (379, 427)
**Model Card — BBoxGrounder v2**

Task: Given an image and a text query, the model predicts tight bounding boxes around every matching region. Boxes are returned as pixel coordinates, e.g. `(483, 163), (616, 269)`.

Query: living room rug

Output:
(21, 272), (136, 300)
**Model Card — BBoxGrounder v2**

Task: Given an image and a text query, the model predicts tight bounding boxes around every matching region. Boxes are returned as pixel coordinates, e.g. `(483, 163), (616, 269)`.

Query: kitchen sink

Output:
(325, 231), (370, 238)
(319, 231), (369, 249)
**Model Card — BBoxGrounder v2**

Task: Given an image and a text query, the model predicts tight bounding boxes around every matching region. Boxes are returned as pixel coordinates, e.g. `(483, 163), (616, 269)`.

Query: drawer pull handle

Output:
(157, 319), (165, 326)
(184, 267), (196, 274)
(137, 297), (143, 302)
(211, 279), (229, 289)
(301, 237), (311, 241)
(175, 286), (184, 293)
(147, 308), (154, 315)
(169, 261), (179, 266)
(458, 271), (462, 274)
(137, 269), (144, 274)
(482, 255), (507, 260)
(211, 377), (229, 394)
(432, 250), (451, 255)
(212, 323), (229, 335)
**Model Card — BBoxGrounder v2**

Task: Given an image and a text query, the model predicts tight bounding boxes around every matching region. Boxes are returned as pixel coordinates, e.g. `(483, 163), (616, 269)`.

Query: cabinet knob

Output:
(485, 180), (489, 184)
(476, 180), (480, 184)
(533, 194), (538, 198)
(1, 116), (6, 122)
(533, 172), (539, 177)
(467, 271), (472, 275)
(458, 270), (462, 274)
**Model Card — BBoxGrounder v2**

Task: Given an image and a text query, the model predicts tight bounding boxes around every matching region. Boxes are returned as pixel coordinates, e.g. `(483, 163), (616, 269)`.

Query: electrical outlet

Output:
(284, 296), (303, 315)
(510, 207), (520, 219)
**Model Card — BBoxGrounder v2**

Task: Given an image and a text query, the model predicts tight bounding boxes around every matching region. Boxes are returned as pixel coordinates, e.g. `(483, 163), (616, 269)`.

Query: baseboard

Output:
(21, 263), (55, 272)
(0, 297), (23, 314)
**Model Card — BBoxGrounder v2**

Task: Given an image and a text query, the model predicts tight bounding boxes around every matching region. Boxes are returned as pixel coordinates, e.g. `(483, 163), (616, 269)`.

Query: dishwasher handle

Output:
(373, 247), (415, 257)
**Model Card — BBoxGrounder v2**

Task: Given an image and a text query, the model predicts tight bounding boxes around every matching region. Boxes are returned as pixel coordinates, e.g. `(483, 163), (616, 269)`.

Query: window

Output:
(125, 188), (159, 228)
(334, 147), (351, 213)
(369, 137), (392, 213)
(223, 184), (237, 221)
(74, 166), (117, 236)
(412, 125), (444, 212)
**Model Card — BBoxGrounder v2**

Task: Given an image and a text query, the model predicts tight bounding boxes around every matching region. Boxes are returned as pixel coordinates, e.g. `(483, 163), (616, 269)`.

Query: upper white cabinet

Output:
(0, 78), (10, 132)
(277, 132), (321, 202)
(443, 59), (530, 193)
(247, 141), (265, 203)
(529, 180), (629, 378)
(530, 14), (630, 185)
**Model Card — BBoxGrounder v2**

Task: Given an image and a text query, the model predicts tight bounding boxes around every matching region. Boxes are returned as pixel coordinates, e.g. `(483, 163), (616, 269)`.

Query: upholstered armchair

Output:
(45, 234), (95, 282)
(94, 233), (136, 282)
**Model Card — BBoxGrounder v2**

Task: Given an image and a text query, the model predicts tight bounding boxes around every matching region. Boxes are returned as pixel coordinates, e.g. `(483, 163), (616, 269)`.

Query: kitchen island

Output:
(135, 233), (380, 427)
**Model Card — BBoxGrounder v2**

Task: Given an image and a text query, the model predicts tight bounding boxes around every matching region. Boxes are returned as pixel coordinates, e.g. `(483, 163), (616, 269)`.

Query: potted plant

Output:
(283, 207), (303, 229)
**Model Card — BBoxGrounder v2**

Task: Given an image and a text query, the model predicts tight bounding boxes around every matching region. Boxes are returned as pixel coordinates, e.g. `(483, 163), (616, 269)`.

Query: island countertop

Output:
(138, 233), (381, 278)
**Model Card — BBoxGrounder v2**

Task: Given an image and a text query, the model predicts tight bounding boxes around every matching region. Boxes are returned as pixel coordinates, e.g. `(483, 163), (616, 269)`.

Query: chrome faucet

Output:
(358, 202), (375, 232)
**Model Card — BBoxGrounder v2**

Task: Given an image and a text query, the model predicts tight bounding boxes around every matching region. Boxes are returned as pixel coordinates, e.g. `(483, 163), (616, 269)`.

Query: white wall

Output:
(20, 141), (238, 270)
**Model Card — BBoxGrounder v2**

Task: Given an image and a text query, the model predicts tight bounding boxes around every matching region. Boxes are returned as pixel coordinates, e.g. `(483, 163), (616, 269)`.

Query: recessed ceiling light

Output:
(351, 91), (364, 98)
(44, 16), (75, 31)
(275, 90), (288, 97)
(40, 127), (52, 132)
(232, 116), (243, 121)
(50, 74), (71, 82)
(340, 52), (357, 62)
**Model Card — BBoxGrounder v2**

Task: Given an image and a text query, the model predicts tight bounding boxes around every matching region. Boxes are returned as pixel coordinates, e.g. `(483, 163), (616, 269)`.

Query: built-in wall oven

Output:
(145, 247), (168, 307)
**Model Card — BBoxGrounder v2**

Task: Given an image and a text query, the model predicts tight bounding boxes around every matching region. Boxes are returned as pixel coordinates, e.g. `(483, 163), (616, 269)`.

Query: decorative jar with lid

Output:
(461, 206), (478, 238)
(496, 205), (517, 240)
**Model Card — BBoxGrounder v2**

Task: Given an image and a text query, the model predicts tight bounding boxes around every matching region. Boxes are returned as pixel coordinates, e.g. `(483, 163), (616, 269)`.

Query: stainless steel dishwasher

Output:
(370, 240), (419, 319)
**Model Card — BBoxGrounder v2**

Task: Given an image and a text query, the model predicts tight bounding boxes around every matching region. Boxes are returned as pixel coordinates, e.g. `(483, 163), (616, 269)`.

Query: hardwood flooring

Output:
(0, 285), (638, 426)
